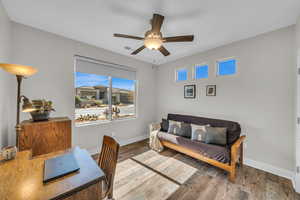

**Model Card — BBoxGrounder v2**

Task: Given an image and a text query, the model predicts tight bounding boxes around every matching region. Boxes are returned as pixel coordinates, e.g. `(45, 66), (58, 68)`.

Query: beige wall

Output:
(156, 26), (296, 173)
(295, 16), (300, 192)
(0, 1), (14, 148)
(1, 3), (298, 180)
(11, 22), (157, 153)
(297, 17), (300, 49)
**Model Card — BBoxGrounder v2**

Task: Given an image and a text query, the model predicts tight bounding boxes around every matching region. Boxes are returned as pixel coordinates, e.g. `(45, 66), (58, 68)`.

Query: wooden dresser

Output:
(18, 117), (71, 157)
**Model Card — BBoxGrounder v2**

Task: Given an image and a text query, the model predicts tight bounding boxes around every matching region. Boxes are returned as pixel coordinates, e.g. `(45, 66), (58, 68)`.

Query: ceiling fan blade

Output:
(158, 46), (170, 56)
(114, 33), (144, 40)
(131, 46), (146, 55)
(151, 14), (164, 33)
(163, 35), (194, 42)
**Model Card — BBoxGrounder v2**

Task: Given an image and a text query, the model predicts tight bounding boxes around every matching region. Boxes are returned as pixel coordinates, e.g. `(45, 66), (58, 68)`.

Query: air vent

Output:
(124, 46), (131, 50)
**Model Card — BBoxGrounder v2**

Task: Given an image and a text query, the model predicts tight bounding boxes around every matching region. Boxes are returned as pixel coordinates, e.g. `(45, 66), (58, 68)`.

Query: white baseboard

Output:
(87, 134), (149, 155)
(244, 158), (294, 181)
(118, 134), (149, 146)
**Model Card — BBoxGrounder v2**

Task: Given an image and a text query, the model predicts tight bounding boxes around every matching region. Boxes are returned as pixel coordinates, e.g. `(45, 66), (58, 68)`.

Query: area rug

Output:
(113, 150), (197, 200)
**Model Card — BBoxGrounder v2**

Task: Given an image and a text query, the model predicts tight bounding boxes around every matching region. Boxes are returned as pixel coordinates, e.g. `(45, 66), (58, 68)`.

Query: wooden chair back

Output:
(98, 135), (120, 198)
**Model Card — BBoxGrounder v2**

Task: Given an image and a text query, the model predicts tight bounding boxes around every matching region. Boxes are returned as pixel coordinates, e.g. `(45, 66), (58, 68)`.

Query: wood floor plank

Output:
(118, 173), (179, 200)
(94, 139), (298, 200)
(133, 151), (197, 184)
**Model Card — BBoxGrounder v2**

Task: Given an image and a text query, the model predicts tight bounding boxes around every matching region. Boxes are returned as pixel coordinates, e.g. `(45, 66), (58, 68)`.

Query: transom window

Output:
(176, 68), (188, 82)
(75, 57), (136, 126)
(217, 58), (237, 76)
(194, 64), (208, 79)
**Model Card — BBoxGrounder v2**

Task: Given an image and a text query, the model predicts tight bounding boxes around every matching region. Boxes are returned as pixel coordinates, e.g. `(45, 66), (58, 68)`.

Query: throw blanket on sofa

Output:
(149, 123), (164, 152)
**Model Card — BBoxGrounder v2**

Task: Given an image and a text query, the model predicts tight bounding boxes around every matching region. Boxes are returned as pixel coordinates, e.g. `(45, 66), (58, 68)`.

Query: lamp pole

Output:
(15, 75), (23, 147)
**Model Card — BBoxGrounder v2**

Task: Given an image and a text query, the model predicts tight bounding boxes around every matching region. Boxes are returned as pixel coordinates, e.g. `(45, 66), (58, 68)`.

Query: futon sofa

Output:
(150, 113), (245, 182)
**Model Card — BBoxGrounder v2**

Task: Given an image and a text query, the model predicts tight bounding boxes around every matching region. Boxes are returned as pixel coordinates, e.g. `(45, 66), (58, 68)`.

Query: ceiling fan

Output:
(113, 13), (194, 56)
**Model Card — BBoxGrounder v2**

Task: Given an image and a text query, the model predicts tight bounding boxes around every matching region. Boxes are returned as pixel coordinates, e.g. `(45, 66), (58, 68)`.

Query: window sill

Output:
(75, 117), (137, 128)
(112, 117), (137, 123)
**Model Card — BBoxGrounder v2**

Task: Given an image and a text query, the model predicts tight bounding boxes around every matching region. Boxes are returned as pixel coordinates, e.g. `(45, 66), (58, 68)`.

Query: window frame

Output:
(175, 67), (188, 82)
(74, 56), (137, 127)
(216, 57), (238, 77)
(193, 63), (209, 80)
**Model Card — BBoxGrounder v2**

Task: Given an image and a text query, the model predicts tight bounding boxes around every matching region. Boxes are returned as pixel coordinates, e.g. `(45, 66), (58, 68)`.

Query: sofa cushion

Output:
(157, 131), (230, 163)
(160, 118), (169, 132)
(167, 113), (241, 145)
(191, 124), (207, 142)
(204, 127), (227, 146)
(168, 120), (191, 138)
(167, 120), (181, 135)
(180, 123), (192, 138)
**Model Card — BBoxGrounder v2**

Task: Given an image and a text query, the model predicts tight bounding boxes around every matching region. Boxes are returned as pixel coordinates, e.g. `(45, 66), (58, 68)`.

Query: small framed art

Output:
(206, 85), (216, 96)
(184, 85), (196, 99)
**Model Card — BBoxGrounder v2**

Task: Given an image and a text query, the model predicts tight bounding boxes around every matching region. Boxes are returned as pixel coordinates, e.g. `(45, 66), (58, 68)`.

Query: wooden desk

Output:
(0, 147), (105, 200)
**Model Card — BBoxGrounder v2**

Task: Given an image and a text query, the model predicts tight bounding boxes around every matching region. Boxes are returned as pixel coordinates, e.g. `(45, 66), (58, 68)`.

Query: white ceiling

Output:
(2, 0), (300, 65)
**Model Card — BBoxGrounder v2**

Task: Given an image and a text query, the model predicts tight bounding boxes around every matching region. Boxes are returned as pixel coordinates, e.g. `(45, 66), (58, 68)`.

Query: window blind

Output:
(76, 57), (136, 80)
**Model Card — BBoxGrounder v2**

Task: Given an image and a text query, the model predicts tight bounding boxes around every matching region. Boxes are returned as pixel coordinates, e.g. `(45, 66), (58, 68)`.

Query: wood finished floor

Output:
(95, 139), (300, 200)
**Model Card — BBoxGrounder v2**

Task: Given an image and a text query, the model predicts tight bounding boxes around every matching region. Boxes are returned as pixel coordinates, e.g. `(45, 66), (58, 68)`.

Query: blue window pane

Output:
(177, 69), (187, 81)
(195, 65), (208, 79)
(112, 77), (135, 91)
(217, 59), (236, 76)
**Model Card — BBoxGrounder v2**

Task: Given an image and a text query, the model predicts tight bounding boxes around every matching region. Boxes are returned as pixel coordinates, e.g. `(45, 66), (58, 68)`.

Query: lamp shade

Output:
(0, 63), (37, 77)
(21, 96), (36, 113)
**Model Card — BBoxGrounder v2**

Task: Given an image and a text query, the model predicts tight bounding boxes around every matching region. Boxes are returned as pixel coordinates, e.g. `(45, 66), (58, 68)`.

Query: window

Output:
(194, 64), (208, 79)
(217, 58), (237, 76)
(176, 68), (188, 82)
(75, 57), (136, 126)
(111, 77), (136, 120)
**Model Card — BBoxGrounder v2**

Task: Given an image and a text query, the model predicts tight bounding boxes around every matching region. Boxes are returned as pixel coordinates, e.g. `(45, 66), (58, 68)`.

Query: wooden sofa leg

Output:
(239, 143), (244, 167)
(229, 167), (236, 182)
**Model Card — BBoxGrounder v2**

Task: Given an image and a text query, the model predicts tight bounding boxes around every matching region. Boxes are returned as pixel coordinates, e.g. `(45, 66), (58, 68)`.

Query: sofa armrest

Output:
(149, 123), (161, 133)
(230, 135), (246, 164)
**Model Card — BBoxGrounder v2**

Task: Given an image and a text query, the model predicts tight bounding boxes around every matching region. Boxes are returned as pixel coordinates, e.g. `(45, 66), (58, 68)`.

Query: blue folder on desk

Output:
(43, 152), (80, 183)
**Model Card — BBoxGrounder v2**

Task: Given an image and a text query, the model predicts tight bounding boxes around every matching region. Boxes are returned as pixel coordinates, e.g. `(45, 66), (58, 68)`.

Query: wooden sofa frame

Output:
(160, 135), (246, 182)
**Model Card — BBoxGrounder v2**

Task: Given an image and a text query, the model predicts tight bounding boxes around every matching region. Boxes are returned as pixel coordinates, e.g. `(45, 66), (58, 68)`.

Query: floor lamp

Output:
(0, 63), (37, 147)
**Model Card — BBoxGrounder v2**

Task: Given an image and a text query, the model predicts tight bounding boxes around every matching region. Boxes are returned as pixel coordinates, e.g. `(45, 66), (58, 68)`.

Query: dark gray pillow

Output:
(180, 123), (192, 138)
(204, 127), (227, 146)
(167, 120), (191, 138)
(160, 118), (169, 132)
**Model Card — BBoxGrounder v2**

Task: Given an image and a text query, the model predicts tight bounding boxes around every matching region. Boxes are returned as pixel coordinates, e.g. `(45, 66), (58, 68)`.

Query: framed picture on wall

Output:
(184, 85), (196, 98)
(206, 85), (216, 96)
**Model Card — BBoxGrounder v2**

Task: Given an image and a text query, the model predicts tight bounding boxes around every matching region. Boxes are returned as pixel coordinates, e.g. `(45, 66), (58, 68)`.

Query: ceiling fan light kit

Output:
(114, 13), (194, 56)
(144, 31), (163, 50)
